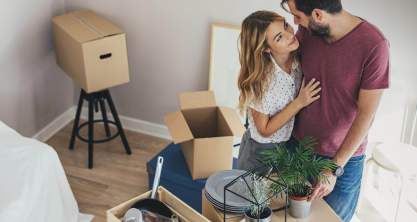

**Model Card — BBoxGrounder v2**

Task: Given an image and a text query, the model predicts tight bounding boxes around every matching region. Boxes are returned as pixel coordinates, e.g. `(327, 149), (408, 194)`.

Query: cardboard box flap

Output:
(164, 111), (194, 143)
(73, 10), (123, 38)
(219, 107), (246, 136)
(53, 14), (99, 43)
(53, 10), (123, 43)
(179, 91), (216, 110)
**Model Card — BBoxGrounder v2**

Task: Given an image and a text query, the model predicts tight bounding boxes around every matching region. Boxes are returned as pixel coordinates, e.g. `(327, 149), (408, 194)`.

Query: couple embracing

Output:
(236, 0), (389, 221)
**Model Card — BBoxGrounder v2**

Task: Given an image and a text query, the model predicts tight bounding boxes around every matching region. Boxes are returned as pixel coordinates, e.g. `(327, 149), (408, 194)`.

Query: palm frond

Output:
(259, 137), (337, 196)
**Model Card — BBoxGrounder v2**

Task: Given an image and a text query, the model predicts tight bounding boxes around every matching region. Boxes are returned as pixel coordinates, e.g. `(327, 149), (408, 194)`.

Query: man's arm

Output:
(309, 38), (389, 200)
(309, 88), (384, 200)
(333, 89), (384, 167)
(334, 39), (390, 167)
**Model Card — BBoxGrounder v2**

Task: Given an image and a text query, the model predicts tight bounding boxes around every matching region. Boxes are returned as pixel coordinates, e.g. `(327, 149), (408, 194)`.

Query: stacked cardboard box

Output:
(53, 10), (130, 93)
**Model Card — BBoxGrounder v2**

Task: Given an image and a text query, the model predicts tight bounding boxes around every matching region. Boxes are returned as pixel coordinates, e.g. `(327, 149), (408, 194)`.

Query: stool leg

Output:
(99, 99), (111, 137)
(94, 99), (99, 112)
(104, 90), (132, 155)
(88, 99), (94, 169)
(69, 90), (84, 150)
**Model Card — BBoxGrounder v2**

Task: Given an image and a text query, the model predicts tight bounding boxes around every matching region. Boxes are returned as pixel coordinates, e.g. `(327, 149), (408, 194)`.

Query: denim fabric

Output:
(321, 155), (365, 222)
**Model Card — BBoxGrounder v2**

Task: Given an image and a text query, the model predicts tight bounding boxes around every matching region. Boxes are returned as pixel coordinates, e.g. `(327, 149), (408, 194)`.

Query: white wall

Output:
(0, 0), (74, 136)
(2, 0), (414, 142)
(64, 0), (417, 144)
(343, 0), (417, 144)
(64, 0), (288, 124)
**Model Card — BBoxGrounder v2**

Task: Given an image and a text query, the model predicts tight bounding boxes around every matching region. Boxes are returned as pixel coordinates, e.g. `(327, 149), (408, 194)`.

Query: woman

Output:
(237, 10), (321, 170)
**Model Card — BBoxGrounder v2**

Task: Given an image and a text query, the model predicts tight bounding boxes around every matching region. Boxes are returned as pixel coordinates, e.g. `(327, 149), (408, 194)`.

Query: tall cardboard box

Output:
(52, 10), (130, 93)
(164, 91), (245, 180)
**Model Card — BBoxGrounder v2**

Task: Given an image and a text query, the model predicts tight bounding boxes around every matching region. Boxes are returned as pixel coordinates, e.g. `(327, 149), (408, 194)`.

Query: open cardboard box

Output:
(164, 91), (245, 180)
(53, 10), (130, 93)
(107, 186), (210, 222)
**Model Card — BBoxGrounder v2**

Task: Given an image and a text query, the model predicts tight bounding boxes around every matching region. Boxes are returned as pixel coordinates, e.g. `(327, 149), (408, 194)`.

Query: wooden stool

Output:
(69, 89), (131, 168)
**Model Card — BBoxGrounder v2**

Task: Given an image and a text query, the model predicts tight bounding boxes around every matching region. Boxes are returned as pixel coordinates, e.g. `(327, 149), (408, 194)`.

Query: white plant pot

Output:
(244, 207), (272, 222)
(289, 197), (311, 218)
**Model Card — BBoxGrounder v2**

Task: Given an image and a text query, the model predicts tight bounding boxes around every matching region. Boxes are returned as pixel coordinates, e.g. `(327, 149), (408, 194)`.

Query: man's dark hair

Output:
(281, 0), (343, 15)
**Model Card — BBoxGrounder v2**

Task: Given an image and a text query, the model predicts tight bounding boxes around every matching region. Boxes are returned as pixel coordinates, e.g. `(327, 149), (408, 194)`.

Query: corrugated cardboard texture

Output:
(165, 91), (243, 179)
(53, 21), (87, 88)
(54, 10), (122, 43)
(188, 137), (232, 179)
(82, 34), (129, 92)
(218, 107), (246, 137)
(182, 107), (218, 138)
(179, 91), (216, 109)
(164, 111), (193, 143)
(217, 108), (233, 137)
(72, 10), (122, 39)
(53, 13), (99, 43)
(53, 10), (129, 93)
(182, 107), (236, 138)
(180, 140), (195, 175)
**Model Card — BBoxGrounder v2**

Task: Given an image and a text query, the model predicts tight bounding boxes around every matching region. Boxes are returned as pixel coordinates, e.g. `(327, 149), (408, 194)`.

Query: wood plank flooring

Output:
(46, 121), (170, 222)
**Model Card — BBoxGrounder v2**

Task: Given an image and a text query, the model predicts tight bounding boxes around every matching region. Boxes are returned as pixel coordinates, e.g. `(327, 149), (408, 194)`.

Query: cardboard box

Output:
(164, 91), (245, 180)
(107, 186), (210, 222)
(52, 10), (130, 93)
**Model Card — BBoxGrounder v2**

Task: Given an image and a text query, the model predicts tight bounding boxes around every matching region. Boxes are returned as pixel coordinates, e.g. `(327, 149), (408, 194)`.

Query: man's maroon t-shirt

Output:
(294, 20), (390, 157)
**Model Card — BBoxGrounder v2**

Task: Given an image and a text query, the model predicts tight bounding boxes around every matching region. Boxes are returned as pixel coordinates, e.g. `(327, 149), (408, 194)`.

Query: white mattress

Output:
(0, 121), (80, 222)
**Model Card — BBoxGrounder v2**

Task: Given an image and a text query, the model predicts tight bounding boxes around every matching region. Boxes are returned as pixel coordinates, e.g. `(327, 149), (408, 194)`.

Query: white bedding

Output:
(0, 121), (79, 222)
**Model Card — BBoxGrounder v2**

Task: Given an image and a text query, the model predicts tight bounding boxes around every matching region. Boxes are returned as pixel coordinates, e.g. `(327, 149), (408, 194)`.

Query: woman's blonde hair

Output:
(238, 10), (285, 113)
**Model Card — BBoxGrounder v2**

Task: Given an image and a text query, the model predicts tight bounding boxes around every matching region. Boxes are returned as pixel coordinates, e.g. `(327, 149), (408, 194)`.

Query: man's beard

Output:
(308, 19), (330, 38)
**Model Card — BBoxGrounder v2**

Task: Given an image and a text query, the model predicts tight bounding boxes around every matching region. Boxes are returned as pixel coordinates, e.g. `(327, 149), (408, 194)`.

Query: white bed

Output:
(0, 121), (81, 222)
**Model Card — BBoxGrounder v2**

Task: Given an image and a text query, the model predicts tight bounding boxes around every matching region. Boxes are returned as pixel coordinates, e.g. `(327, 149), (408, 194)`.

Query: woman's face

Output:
(264, 20), (299, 55)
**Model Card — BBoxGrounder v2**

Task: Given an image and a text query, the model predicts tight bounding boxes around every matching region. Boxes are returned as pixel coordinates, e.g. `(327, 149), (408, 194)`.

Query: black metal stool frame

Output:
(69, 89), (132, 168)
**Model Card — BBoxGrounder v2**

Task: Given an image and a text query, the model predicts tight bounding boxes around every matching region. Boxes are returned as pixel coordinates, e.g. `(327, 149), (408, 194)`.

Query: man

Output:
(280, 0), (390, 221)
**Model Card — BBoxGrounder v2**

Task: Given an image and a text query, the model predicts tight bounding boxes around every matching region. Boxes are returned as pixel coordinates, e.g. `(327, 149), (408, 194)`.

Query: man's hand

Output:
(308, 170), (337, 201)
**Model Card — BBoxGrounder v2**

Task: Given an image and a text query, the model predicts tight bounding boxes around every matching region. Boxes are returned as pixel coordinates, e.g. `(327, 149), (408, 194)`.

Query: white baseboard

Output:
(79, 108), (170, 140)
(32, 106), (171, 142)
(119, 115), (171, 140)
(32, 107), (76, 142)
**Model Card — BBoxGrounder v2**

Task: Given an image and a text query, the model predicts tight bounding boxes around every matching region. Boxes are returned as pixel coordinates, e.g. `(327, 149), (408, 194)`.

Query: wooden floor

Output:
(46, 121), (170, 222)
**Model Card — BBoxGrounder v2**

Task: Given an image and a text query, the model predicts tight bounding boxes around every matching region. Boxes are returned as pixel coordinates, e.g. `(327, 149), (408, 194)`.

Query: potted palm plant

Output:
(243, 174), (273, 222)
(258, 137), (337, 218)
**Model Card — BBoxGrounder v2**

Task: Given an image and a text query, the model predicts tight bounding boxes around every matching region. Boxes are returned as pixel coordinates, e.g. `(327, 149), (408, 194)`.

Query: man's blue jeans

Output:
(320, 155), (365, 222)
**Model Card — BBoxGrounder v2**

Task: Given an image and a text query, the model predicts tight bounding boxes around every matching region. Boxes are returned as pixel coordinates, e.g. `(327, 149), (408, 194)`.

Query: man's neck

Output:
(326, 10), (362, 43)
